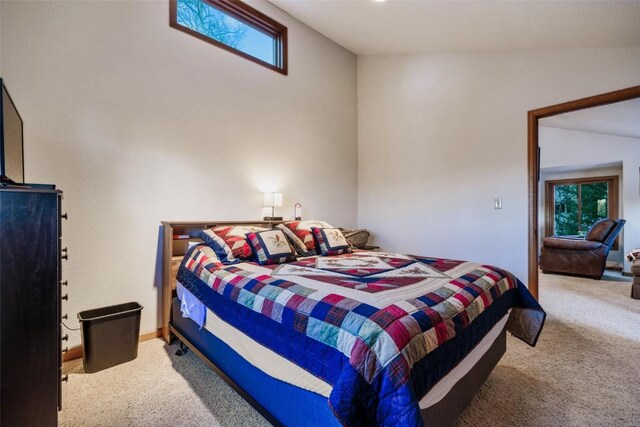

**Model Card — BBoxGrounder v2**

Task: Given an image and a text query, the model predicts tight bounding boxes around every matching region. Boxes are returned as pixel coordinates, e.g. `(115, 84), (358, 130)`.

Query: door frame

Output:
(527, 85), (640, 299)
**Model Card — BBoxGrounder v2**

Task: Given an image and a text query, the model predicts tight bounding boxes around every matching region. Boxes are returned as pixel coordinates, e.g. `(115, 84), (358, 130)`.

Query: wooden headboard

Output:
(160, 220), (283, 343)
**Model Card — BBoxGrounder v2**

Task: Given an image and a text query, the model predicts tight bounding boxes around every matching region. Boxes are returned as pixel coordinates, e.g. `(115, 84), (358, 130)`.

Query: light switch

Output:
(494, 198), (503, 209)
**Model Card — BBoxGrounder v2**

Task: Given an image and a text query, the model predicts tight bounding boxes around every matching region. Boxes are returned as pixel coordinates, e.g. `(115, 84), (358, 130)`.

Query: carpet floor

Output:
(60, 272), (640, 426)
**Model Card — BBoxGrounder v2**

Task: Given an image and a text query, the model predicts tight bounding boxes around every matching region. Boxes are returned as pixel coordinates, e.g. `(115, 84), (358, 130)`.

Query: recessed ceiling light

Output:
(374, 0), (386, 2)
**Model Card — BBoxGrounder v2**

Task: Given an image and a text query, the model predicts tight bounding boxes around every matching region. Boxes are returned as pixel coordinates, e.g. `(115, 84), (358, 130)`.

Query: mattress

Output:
(176, 283), (510, 410)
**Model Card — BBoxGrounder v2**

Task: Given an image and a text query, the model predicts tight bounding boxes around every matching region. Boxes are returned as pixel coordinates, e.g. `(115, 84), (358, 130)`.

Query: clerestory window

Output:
(170, 0), (287, 74)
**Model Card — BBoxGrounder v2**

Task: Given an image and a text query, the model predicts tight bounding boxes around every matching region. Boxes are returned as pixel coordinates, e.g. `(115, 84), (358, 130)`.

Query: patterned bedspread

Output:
(177, 248), (545, 426)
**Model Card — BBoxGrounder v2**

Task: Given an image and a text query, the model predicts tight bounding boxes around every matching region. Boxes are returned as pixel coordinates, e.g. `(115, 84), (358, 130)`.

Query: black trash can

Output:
(78, 302), (143, 373)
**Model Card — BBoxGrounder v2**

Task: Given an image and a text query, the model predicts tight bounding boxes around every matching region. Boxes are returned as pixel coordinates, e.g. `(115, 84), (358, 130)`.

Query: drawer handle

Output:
(61, 294), (69, 301)
(62, 314), (68, 320)
(62, 347), (68, 353)
(61, 280), (68, 287)
(61, 374), (69, 382)
(61, 213), (68, 220)
(61, 247), (68, 260)
(61, 334), (69, 342)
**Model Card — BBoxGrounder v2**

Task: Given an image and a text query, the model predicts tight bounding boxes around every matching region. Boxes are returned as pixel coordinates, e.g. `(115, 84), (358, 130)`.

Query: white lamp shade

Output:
(263, 192), (283, 208)
(273, 192), (283, 207)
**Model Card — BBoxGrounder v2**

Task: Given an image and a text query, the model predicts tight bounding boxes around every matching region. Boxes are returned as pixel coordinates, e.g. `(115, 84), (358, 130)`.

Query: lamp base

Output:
(263, 216), (283, 221)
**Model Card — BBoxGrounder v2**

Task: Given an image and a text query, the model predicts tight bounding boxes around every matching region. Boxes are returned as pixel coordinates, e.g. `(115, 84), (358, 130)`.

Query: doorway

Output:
(527, 85), (640, 299)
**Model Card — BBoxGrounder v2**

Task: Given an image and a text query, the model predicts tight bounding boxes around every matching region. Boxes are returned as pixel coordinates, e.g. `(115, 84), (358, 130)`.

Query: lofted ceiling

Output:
(269, 0), (640, 55)
(541, 98), (640, 140)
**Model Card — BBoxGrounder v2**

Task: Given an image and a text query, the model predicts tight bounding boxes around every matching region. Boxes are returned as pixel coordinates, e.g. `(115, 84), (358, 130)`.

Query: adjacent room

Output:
(538, 99), (640, 279)
(0, 1), (638, 426)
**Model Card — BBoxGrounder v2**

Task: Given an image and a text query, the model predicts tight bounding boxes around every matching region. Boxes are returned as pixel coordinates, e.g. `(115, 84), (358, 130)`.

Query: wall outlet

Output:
(494, 198), (503, 209)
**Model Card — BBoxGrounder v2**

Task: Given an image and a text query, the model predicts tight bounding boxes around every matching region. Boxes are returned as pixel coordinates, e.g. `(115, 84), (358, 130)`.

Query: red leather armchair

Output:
(540, 218), (626, 279)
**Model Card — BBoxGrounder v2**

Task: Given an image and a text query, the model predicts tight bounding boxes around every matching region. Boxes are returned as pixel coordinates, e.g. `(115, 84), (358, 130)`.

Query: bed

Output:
(161, 221), (545, 427)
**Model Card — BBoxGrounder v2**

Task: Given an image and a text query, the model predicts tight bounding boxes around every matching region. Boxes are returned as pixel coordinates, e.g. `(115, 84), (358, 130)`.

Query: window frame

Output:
(545, 175), (619, 249)
(169, 0), (288, 75)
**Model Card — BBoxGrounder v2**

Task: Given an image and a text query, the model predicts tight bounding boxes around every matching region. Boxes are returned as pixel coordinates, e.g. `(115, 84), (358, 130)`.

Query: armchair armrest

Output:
(543, 237), (604, 251)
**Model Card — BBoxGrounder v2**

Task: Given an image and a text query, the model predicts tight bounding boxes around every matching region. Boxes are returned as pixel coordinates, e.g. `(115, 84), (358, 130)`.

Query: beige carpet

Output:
(61, 273), (640, 426)
(457, 272), (640, 427)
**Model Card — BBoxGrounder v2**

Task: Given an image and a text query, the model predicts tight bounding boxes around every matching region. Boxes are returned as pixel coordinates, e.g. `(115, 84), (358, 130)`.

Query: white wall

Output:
(539, 126), (640, 271)
(1, 0), (358, 347)
(358, 48), (640, 282)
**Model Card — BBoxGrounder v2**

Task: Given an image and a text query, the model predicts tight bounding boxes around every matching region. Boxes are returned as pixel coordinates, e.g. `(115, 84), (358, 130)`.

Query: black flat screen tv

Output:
(0, 78), (24, 184)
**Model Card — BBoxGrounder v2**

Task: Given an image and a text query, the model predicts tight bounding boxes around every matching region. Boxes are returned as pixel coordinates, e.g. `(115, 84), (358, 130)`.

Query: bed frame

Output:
(160, 220), (506, 426)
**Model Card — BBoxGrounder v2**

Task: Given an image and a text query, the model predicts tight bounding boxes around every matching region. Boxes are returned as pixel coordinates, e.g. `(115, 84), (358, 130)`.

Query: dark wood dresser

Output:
(0, 185), (66, 426)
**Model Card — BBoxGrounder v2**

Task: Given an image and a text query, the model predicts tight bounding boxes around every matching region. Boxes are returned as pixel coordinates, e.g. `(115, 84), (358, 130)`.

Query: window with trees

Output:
(545, 175), (619, 245)
(170, 0), (287, 74)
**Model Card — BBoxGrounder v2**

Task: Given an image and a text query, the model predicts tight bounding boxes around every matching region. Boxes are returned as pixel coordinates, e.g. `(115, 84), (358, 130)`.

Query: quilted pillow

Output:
(246, 229), (297, 265)
(190, 244), (224, 269)
(311, 227), (352, 256)
(197, 225), (268, 263)
(277, 220), (334, 256)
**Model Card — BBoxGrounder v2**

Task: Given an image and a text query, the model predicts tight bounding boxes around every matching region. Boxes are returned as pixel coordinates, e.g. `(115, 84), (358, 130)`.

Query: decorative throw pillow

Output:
(627, 248), (640, 262)
(584, 218), (615, 242)
(197, 225), (268, 263)
(311, 227), (352, 256)
(277, 220), (334, 256)
(197, 229), (235, 263)
(246, 229), (297, 265)
(190, 244), (224, 269)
